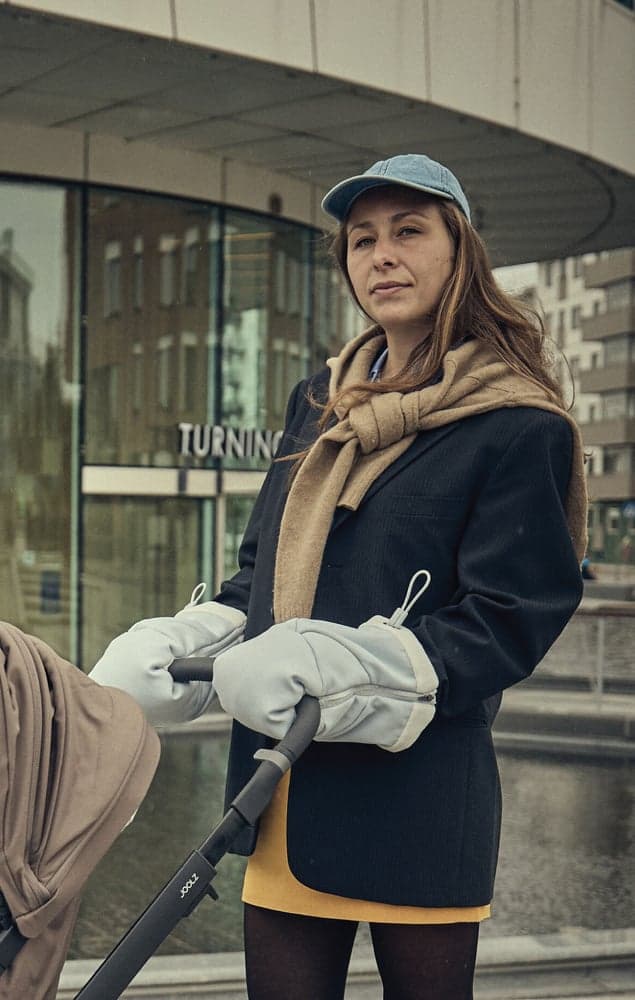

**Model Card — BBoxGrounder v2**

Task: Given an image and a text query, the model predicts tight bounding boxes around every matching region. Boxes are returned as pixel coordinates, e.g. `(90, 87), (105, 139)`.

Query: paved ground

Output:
(59, 926), (635, 998)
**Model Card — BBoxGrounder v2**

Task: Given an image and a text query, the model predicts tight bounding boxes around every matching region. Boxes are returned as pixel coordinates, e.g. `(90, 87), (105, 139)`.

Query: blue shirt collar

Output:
(369, 346), (389, 382)
(369, 336), (472, 384)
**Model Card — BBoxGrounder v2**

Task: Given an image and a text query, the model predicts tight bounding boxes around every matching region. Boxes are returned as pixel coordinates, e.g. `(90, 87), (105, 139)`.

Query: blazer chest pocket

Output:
(385, 494), (467, 520)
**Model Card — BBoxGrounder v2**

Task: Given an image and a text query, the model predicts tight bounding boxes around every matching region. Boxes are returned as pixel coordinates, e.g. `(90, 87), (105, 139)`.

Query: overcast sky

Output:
(494, 261), (538, 295)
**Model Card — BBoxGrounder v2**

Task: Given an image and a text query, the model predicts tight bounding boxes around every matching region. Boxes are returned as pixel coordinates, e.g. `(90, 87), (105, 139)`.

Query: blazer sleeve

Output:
(213, 377), (309, 616)
(412, 410), (583, 718)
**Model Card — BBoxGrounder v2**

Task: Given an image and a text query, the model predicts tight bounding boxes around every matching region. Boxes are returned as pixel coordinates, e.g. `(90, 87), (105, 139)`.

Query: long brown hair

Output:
(315, 194), (566, 433)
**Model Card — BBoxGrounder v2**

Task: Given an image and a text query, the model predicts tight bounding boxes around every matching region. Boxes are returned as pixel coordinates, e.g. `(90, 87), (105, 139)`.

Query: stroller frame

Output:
(0, 658), (320, 1000)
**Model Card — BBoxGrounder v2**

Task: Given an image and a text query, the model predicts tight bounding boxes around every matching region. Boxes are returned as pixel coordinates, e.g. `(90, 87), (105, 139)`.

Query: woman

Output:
(92, 154), (586, 999)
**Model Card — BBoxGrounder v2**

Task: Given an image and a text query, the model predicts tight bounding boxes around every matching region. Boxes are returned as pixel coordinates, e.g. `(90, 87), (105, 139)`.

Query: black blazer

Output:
(216, 368), (582, 907)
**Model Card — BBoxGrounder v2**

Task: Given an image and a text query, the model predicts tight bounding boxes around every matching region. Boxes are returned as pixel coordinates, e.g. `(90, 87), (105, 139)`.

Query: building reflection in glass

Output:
(0, 183), (80, 659)
(222, 211), (310, 469)
(85, 192), (219, 467)
(82, 495), (206, 668)
(1, 178), (364, 661)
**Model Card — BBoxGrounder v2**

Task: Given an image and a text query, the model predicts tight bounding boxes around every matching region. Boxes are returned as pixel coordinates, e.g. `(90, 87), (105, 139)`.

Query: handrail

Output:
(539, 598), (635, 699)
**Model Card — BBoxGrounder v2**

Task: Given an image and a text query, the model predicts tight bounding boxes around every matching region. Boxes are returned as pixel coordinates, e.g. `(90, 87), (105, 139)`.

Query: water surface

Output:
(69, 730), (634, 959)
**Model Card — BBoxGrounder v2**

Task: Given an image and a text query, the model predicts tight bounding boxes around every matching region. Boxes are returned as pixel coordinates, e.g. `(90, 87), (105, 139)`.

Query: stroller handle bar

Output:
(168, 657), (219, 682)
(169, 656), (321, 766)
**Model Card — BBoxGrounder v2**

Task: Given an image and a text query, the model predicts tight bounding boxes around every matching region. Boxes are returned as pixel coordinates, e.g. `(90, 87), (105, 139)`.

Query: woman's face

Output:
(345, 186), (455, 341)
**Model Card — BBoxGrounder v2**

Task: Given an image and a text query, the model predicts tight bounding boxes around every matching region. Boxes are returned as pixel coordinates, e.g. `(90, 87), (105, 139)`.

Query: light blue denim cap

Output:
(321, 153), (471, 223)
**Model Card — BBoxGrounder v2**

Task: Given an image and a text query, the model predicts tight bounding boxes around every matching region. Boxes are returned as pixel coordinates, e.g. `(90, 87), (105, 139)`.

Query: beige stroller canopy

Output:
(0, 623), (160, 1000)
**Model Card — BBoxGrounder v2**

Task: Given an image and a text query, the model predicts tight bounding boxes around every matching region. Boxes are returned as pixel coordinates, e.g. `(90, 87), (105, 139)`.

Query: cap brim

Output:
(321, 174), (453, 223)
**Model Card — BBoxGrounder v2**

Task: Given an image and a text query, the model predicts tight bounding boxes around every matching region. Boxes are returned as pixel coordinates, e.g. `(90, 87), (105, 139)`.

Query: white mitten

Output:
(90, 594), (246, 726)
(213, 615), (438, 752)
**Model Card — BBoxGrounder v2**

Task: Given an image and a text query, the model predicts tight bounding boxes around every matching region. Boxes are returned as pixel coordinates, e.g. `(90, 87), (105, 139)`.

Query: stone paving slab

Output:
(58, 927), (635, 999)
(493, 687), (635, 756)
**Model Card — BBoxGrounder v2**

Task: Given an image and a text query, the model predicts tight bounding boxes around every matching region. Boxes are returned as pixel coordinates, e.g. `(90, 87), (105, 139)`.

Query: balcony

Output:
(579, 361), (635, 393)
(584, 249), (635, 288)
(580, 416), (635, 447)
(581, 305), (635, 341)
(587, 471), (635, 502)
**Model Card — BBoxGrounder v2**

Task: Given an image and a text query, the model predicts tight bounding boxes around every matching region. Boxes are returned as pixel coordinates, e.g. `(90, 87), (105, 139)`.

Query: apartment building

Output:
(533, 250), (635, 563)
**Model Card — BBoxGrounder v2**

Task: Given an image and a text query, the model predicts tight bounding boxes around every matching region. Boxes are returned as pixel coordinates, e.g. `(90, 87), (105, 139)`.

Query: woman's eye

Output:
(398, 226), (420, 237)
(353, 236), (374, 249)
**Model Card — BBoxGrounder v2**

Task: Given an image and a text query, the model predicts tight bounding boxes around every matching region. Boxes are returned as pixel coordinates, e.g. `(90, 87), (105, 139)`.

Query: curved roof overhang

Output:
(0, 3), (632, 267)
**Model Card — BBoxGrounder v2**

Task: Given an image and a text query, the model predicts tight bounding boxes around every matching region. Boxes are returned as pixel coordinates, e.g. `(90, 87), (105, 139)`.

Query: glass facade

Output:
(224, 495), (257, 580)
(85, 191), (220, 467)
(82, 496), (209, 668)
(221, 211), (311, 469)
(0, 181), (81, 660)
(0, 175), (362, 667)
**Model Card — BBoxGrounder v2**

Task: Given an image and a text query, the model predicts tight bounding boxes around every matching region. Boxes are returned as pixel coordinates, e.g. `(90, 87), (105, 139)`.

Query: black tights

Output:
(243, 903), (479, 1000)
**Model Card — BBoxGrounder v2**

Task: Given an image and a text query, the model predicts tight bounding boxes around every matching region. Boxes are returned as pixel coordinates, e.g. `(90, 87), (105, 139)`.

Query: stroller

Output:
(0, 624), (320, 1000)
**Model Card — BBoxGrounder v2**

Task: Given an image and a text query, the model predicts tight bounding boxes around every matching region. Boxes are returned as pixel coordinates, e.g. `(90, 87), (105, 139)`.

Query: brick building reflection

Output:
(83, 191), (336, 470)
(0, 223), (74, 652)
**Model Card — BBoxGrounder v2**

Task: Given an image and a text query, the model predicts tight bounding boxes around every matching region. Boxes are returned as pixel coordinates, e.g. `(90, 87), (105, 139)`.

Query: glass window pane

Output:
(224, 495), (257, 579)
(604, 336), (629, 366)
(0, 180), (80, 659)
(606, 279), (634, 311)
(85, 191), (219, 466)
(222, 212), (311, 469)
(312, 241), (364, 372)
(82, 496), (211, 669)
(603, 391), (628, 420)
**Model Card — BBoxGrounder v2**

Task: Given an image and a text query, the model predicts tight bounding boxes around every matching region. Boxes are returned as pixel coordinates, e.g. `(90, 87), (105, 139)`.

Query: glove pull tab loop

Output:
(388, 570), (431, 627)
(182, 582), (207, 610)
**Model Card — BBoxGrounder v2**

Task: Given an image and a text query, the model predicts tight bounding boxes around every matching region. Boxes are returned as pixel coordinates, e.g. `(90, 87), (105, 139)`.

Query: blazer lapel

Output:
(330, 422), (459, 532)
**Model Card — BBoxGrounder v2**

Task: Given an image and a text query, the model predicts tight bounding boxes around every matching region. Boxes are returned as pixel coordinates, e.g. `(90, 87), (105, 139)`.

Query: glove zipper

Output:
(319, 684), (435, 708)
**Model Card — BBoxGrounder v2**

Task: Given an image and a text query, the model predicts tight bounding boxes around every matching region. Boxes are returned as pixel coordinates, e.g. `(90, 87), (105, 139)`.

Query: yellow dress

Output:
(242, 772), (491, 924)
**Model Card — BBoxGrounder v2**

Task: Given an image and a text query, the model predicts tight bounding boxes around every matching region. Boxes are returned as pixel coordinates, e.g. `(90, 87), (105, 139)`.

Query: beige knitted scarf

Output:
(273, 327), (588, 623)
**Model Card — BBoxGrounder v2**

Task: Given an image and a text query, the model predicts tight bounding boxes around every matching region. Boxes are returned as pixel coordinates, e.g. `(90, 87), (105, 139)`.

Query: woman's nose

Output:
(372, 236), (396, 267)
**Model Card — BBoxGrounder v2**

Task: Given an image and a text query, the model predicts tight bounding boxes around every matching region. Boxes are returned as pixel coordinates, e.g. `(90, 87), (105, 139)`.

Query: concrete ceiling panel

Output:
(216, 133), (349, 169)
(240, 89), (411, 132)
(0, 4), (109, 50)
(0, 88), (107, 126)
(21, 37), (206, 100)
(291, 155), (385, 187)
(137, 65), (335, 118)
(311, 106), (490, 153)
(0, 43), (92, 89)
(0, 9), (111, 90)
(142, 117), (286, 152)
(54, 102), (204, 136)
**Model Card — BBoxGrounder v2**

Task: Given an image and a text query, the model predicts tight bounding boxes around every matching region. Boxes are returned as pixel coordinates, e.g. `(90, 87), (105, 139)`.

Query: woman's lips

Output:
(371, 283), (409, 296)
